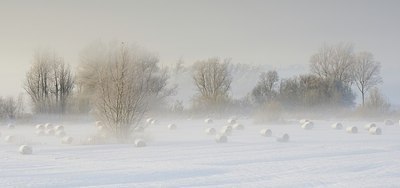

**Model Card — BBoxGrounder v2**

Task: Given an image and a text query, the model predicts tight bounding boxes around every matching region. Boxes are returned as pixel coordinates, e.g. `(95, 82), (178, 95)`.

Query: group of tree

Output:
(22, 41), (388, 140)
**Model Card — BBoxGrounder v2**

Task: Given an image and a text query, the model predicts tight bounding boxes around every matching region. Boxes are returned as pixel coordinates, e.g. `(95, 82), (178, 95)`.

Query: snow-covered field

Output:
(1, 118), (399, 188)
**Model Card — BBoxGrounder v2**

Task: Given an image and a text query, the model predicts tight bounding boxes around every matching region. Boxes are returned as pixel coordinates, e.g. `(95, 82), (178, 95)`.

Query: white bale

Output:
(260, 128), (272, 137)
(384, 119), (394, 126)
(168, 124), (177, 130)
(299, 119), (310, 124)
(19, 145), (33, 155)
(35, 124), (45, 130)
(54, 125), (64, 131)
(205, 127), (216, 135)
(55, 130), (66, 137)
(45, 123), (53, 129)
(7, 124), (15, 129)
(332, 123), (343, 130)
(45, 129), (55, 136)
(369, 127), (382, 135)
(61, 136), (73, 144)
(134, 126), (145, 132)
(364, 123), (376, 130)
(146, 118), (153, 124)
(233, 123), (244, 130)
(95, 121), (103, 127)
(227, 119), (236, 125)
(4, 135), (15, 143)
(204, 118), (213, 124)
(134, 139), (146, 147)
(220, 125), (233, 136)
(215, 134), (228, 143)
(35, 130), (45, 136)
(276, 133), (290, 143)
(301, 122), (314, 130)
(346, 126), (358, 134)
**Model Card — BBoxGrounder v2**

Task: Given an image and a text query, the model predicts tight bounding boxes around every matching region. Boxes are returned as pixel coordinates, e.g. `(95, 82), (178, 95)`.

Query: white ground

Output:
(1, 118), (399, 188)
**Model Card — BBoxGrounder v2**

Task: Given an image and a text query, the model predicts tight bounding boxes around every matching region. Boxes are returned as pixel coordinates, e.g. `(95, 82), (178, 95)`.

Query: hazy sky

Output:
(1, 0), (399, 104)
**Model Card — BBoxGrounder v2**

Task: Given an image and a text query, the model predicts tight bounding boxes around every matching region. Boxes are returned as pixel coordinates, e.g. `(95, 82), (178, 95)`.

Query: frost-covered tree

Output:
(251, 70), (279, 105)
(352, 52), (382, 106)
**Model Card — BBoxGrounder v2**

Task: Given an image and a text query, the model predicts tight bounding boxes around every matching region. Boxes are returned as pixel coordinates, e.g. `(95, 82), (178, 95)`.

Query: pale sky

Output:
(0, 0), (399, 104)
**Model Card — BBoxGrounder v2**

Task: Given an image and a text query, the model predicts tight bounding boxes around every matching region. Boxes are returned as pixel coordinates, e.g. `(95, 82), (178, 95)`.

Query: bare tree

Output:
(192, 57), (232, 108)
(364, 87), (390, 114)
(78, 42), (173, 140)
(352, 52), (382, 106)
(251, 70), (279, 105)
(310, 43), (355, 85)
(24, 50), (74, 114)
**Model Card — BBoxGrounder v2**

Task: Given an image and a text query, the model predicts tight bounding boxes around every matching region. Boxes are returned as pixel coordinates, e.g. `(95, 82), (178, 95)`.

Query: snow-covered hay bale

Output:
(233, 123), (244, 130)
(45, 129), (55, 136)
(205, 127), (216, 135)
(134, 139), (146, 147)
(45, 123), (53, 129)
(4, 135), (15, 143)
(54, 125), (64, 131)
(299, 119), (310, 124)
(215, 134), (228, 143)
(19, 145), (32, 155)
(35, 124), (45, 130)
(346, 126), (358, 134)
(364, 123), (376, 130)
(95, 121), (103, 127)
(220, 125), (233, 135)
(369, 127), (382, 135)
(35, 130), (45, 136)
(168, 124), (177, 130)
(384, 119), (394, 126)
(55, 130), (66, 137)
(301, 122), (314, 130)
(146, 118), (153, 124)
(134, 126), (145, 132)
(61, 136), (73, 144)
(276, 133), (289, 143)
(227, 119), (236, 125)
(204, 118), (213, 124)
(331, 123), (343, 130)
(7, 124), (15, 129)
(260, 128), (272, 137)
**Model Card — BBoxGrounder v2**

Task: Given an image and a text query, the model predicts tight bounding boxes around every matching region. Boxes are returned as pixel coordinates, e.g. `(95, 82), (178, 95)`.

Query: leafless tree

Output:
(252, 70), (279, 105)
(310, 43), (355, 85)
(352, 52), (382, 106)
(78, 42), (173, 140)
(192, 57), (232, 108)
(364, 87), (390, 114)
(24, 50), (74, 114)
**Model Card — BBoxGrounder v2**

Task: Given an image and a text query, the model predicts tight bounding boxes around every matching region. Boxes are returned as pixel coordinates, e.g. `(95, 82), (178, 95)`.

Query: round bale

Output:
(227, 119), (236, 125)
(384, 119), (394, 126)
(205, 127), (216, 135)
(220, 125), (233, 136)
(299, 119), (310, 124)
(215, 134), (228, 143)
(168, 124), (177, 130)
(301, 122), (314, 130)
(364, 123), (376, 130)
(54, 125), (64, 131)
(346, 126), (358, 134)
(332, 123), (343, 130)
(204, 118), (213, 124)
(134, 139), (146, 147)
(146, 118), (153, 124)
(44, 123), (53, 130)
(35, 124), (45, 130)
(19, 145), (33, 155)
(369, 127), (382, 135)
(260, 128), (272, 137)
(61, 136), (73, 144)
(276, 133), (290, 143)
(4, 135), (15, 143)
(233, 123), (244, 130)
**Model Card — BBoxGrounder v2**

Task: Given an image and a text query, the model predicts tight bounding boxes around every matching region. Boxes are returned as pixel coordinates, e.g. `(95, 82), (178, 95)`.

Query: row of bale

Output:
(299, 119), (384, 135)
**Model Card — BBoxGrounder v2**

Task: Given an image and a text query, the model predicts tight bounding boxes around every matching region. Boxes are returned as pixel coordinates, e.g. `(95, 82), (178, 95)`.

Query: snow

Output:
(1, 119), (399, 187)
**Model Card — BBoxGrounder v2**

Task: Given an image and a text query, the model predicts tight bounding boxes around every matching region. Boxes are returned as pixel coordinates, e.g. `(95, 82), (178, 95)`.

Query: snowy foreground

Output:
(1, 118), (400, 188)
